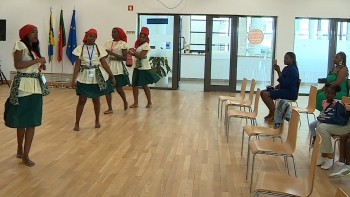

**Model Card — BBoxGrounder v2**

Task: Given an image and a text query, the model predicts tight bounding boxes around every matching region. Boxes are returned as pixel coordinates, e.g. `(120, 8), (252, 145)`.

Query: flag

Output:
(57, 9), (66, 62)
(48, 8), (55, 63)
(66, 9), (77, 65)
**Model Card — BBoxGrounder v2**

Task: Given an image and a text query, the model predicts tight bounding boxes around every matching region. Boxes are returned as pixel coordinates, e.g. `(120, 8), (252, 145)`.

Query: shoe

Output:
(309, 141), (315, 148)
(321, 155), (339, 170)
(329, 165), (350, 178)
(317, 155), (327, 166)
(264, 113), (273, 120)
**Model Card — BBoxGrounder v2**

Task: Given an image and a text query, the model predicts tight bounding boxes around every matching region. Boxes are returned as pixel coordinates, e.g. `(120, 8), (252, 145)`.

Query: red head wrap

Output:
(19, 24), (36, 40)
(114, 27), (127, 42)
(134, 27), (150, 48)
(83, 28), (98, 43)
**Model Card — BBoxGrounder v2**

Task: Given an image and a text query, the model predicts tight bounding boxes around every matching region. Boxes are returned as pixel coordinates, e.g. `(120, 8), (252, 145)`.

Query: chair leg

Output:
(220, 100), (224, 121)
(241, 128), (245, 156)
(295, 101), (298, 107)
(279, 136), (283, 143)
(306, 113), (310, 126)
(250, 153), (258, 193)
(291, 155), (298, 177)
(284, 156), (290, 175)
(218, 99), (220, 118)
(226, 117), (231, 143)
(246, 145), (251, 180)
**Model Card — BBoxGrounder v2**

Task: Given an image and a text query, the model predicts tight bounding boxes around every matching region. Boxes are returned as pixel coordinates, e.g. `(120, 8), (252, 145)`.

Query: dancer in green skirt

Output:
(71, 28), (116, 131)
(103, 27), (130, 114)
(4, 24), (50, 167)
(128, 27), (160, 108)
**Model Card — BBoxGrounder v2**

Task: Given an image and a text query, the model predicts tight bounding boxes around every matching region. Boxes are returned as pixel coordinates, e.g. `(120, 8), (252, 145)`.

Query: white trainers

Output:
(321, 155), (339, 170)
(329, 165), (350, 178)
(317, 155), (327, 166)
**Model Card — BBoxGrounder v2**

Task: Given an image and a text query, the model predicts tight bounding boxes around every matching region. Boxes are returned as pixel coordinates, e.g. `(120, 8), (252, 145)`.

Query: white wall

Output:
(1, 0), (350, 85)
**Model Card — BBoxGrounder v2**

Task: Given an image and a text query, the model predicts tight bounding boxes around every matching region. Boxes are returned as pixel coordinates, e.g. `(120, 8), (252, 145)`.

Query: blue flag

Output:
(66, 10), (77, 65)
(48, 8), (55, 63)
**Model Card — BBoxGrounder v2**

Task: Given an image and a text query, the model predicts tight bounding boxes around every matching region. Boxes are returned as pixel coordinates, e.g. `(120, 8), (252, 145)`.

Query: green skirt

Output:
(114, 74), (131, 88)
(132, 69), (160, 87)
(4, 94), (43, 128)
(76, 78), (114, 98)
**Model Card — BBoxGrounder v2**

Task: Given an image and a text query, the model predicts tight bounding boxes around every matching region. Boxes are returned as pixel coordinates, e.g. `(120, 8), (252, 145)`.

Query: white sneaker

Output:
(321, 155), (339, 170)
(329, 165), (350, 178)
(317, 155), (327, 166)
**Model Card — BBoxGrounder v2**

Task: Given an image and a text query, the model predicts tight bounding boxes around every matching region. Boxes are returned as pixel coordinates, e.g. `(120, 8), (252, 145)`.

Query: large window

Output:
(294, 18), (350, 94)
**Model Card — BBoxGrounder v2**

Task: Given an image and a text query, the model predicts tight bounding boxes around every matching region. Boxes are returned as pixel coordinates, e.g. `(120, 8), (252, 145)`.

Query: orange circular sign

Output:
(248, 29), (264, 44)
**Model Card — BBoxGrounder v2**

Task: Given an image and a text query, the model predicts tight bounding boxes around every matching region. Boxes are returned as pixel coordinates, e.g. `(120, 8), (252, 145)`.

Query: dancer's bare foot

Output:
(22, 157), (35, 167)
(95, 121), (101, 128)
(104, 109), (113, 114)
(16, 148), (23, 158)
(130, 104), (138, 108)
(73, 123), (80, 131)
(124, 102), (128, 111)
(146, 103), (152, 108)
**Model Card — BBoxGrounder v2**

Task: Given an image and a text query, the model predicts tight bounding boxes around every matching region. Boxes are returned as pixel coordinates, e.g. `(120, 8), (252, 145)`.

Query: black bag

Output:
(317, 101), (349, 126)
(266, 86), (274, 91)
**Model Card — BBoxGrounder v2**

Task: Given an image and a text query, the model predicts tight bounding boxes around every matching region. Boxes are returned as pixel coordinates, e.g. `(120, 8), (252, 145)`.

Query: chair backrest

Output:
(244, 79), (256, 106)
(251, 88), (261, 117)
(306, 133), (322, 196)
(239, 78), (248, 99)
(294, 79), (302, 100)
(306, 85), (317, 111)
(335, 188), (349, 197)
(284, 109), (300, 152)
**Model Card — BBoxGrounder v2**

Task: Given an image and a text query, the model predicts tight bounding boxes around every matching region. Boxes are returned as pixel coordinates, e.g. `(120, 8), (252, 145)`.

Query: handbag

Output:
(126, 54), (133, 67)
(317, 101), (349, 126)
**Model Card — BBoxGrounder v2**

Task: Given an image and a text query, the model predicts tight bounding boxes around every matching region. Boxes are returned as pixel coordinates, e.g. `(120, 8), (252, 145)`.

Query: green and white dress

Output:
(131, 42), (160, 86)
(104, 40), (130, 88)
(72, 44), (114, 98)
(4, 41), (50, 128)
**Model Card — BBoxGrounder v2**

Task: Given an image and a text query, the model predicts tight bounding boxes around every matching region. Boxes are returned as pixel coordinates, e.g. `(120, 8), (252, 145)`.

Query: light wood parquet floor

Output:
(0, 85), (348, 197)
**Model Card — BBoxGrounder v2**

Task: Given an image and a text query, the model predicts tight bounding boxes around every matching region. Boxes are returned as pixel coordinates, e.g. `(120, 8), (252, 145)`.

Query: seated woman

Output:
(316, 52), (348, 111)
(260, 52), (299, 121)
(317, 103), (350, 170)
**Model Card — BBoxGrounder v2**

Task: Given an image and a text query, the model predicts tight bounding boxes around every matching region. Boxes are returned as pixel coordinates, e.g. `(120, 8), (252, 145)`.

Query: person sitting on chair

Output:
(260, 52), (299, 122)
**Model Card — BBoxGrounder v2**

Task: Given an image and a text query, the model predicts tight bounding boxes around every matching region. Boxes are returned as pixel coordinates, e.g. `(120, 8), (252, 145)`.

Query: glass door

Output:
(204, 16), (234, 92)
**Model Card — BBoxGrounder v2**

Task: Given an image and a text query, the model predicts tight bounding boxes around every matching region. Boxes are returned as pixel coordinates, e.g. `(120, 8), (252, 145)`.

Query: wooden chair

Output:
(275, 79), (302, 107)
(335, 188), (349, 197)
(224, 79), (256, 124)
(246, 109), (300, 193)
(292, 85), (317, 149)
(218, 78), (248, 120)
(225, 88), (261, 143)
(241, 123), (285, 156)
(252, 133), (322, 197)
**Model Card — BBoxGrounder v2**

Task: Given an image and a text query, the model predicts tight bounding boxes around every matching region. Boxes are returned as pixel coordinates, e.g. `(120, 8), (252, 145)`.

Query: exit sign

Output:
(128, 5), (133, 11)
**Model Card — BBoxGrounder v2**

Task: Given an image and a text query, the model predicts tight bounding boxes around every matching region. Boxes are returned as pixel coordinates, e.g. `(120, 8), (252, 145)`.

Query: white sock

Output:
(338, 162), (345, 166)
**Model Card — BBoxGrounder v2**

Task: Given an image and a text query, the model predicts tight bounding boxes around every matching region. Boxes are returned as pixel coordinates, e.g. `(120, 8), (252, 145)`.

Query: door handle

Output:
(180, 37), (185, 50)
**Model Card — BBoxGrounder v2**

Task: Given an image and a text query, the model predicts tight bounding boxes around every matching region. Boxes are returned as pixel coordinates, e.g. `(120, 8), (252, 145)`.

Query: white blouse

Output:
(11, 41), (42, 97)
(132, 42), (151, 70)
(72, 44), (109, 84)
(104, 40), (128, 75)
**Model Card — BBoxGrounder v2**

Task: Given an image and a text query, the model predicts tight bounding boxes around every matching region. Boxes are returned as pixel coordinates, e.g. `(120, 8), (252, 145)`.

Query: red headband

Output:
(114, 27), (127, 42)
(83, 28), (98, 43)
(19, 24), (36, 40)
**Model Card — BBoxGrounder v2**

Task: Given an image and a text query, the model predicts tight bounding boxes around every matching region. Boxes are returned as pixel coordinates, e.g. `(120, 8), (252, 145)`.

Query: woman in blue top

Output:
(260, 52), (299, 121)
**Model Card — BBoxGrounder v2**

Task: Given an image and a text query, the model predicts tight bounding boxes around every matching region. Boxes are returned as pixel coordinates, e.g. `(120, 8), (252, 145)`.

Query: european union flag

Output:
(48, 8), (55, 63)
(66, 9), (77, 65)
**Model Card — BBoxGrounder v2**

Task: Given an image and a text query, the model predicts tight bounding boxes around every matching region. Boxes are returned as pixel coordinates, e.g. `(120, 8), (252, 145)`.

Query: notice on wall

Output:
(126, 31), (135, 34)
(248, 29), (264, 44)
(128, 5), (134, 11)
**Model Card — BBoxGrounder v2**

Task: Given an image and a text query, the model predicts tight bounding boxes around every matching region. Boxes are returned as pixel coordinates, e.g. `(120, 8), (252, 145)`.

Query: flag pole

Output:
(60, 61), (65, 88)
(49, 6), (54, 88)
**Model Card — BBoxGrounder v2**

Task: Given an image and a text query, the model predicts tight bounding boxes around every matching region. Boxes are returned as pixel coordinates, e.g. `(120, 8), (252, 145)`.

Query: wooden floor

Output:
(0, 85), (349, 197)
